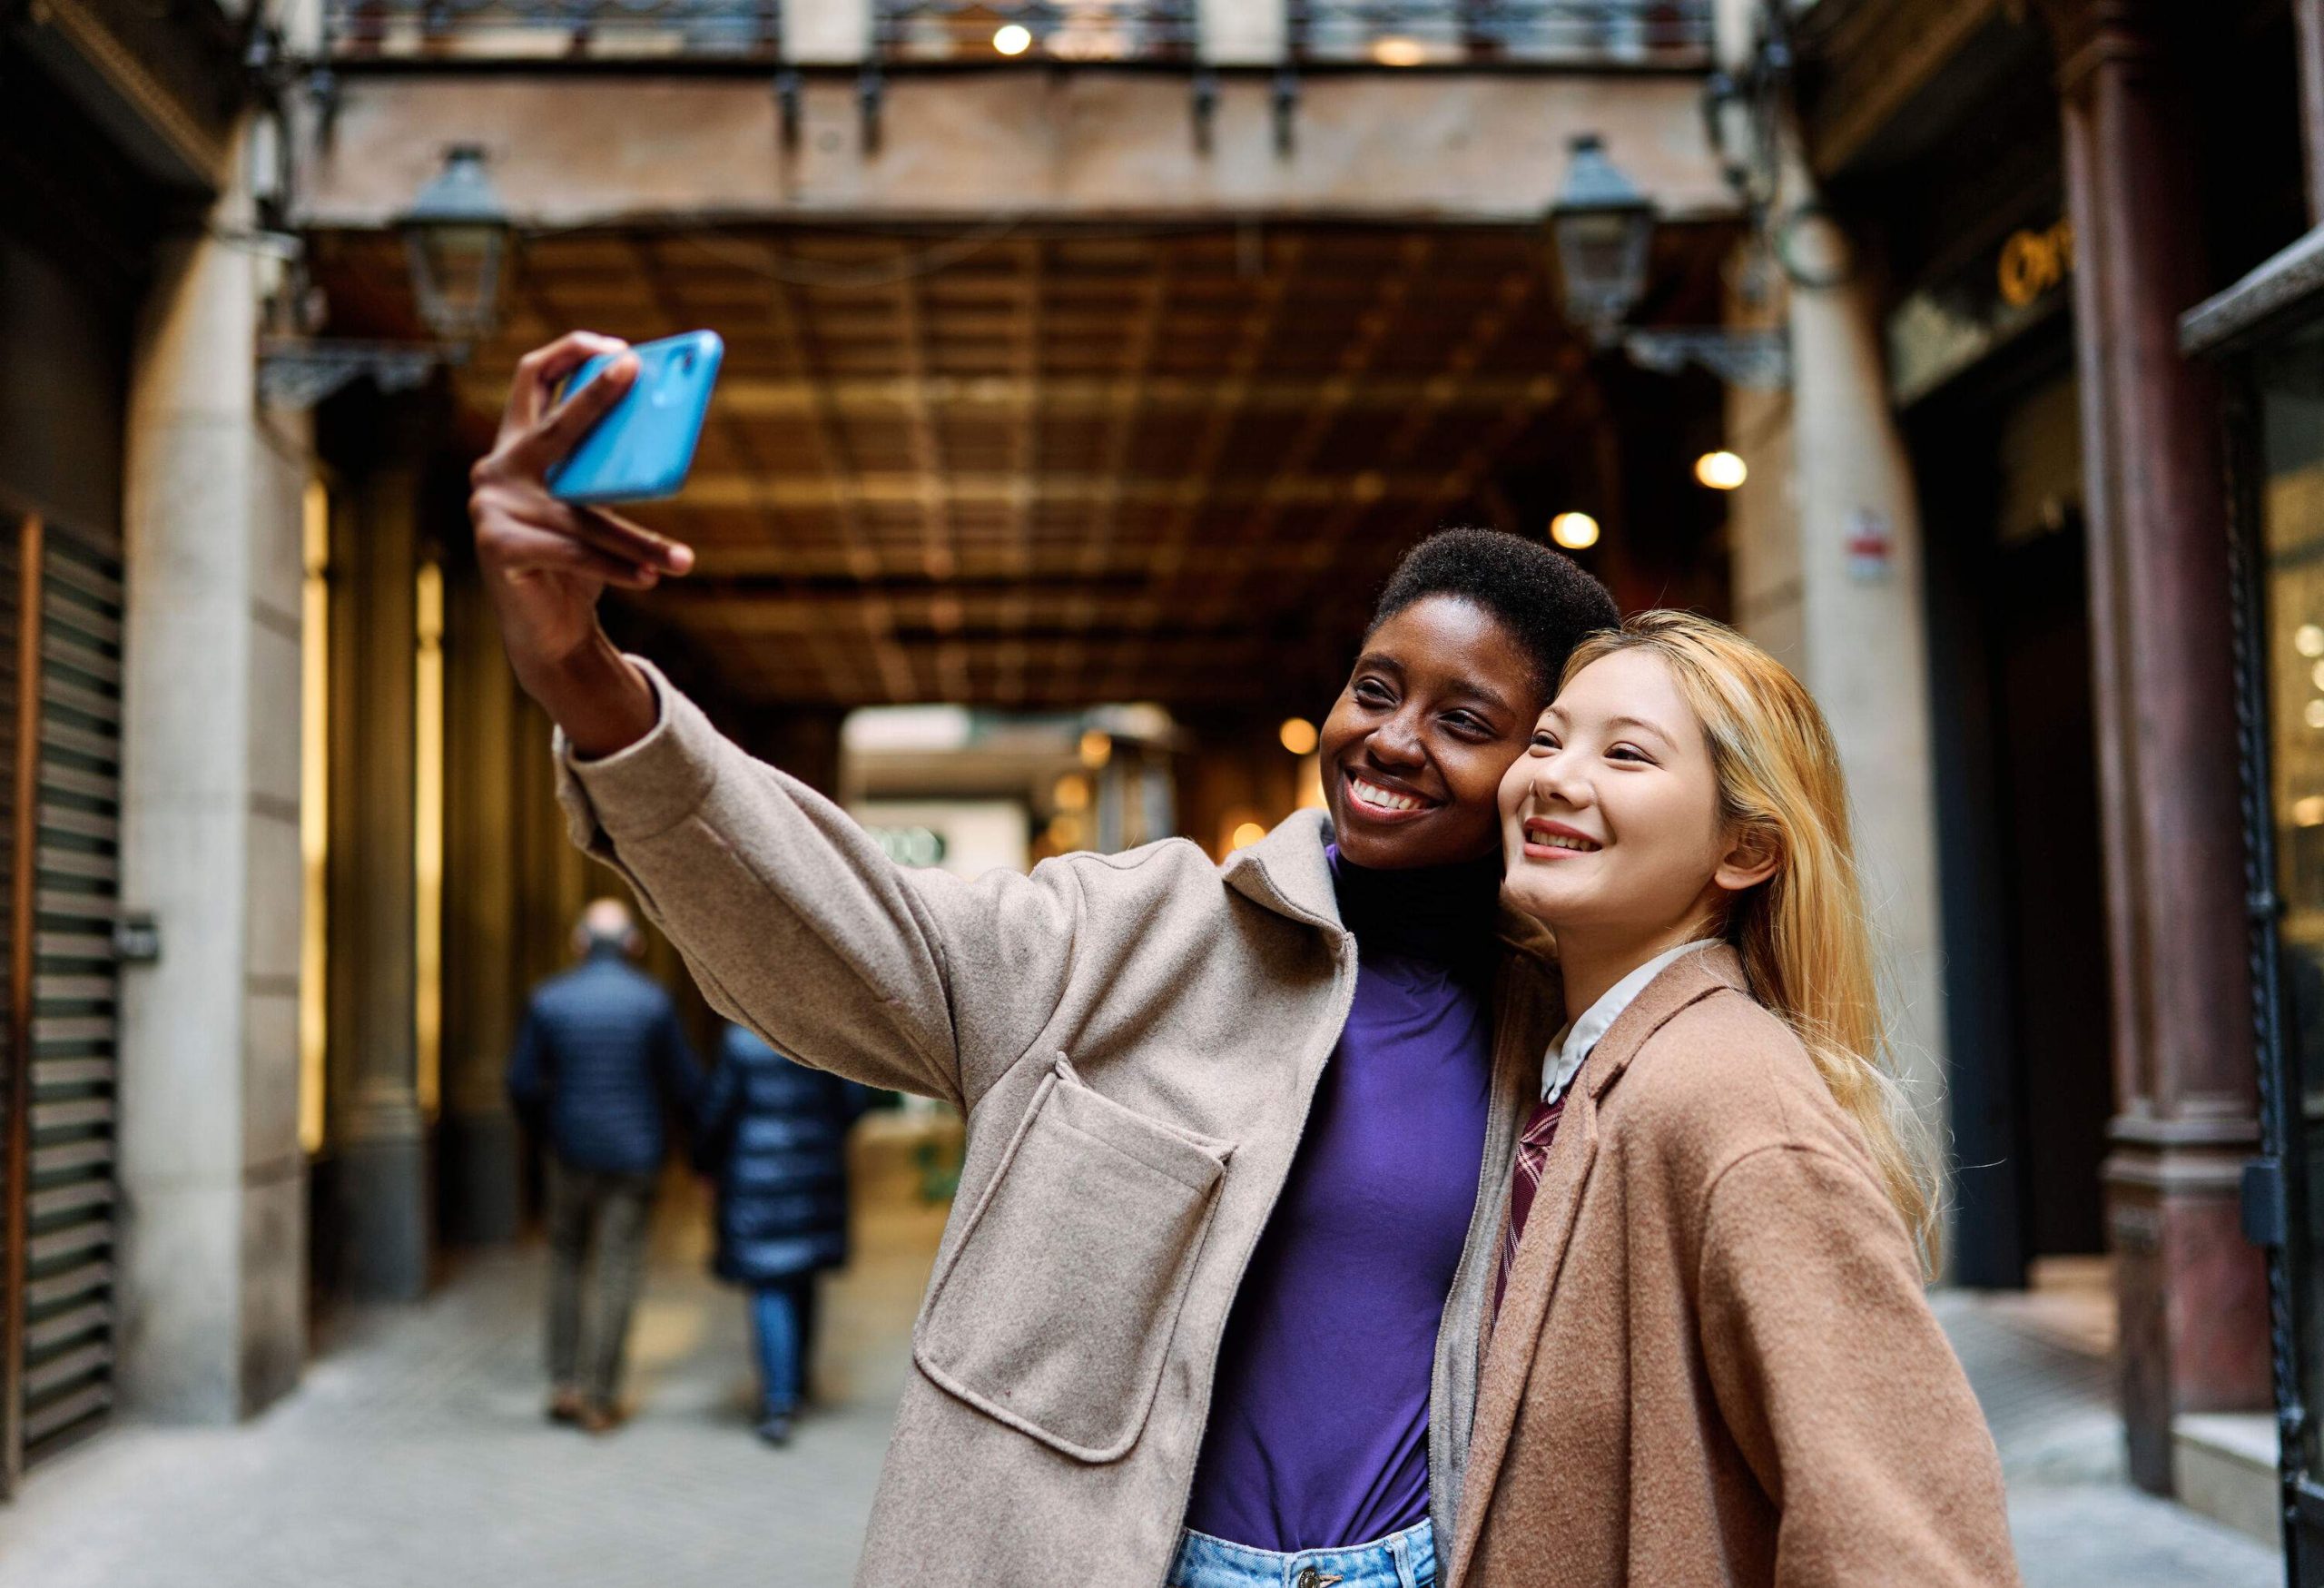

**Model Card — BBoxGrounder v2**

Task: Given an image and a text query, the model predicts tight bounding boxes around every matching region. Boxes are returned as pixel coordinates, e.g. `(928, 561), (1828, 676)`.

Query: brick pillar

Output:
(2040, 0), (2270, 1493)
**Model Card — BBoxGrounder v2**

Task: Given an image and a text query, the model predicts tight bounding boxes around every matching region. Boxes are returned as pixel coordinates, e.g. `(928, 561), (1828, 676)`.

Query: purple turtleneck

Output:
(1182, 846), (1502, 1552)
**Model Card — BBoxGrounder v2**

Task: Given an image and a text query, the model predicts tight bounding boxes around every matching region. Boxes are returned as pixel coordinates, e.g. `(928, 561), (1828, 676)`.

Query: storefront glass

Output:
(2258, 311), (2324, 1484)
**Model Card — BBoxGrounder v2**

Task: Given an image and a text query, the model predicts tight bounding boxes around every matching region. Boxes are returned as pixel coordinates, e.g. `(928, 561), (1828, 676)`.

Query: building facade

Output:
(1779, 0), (2323, 1546)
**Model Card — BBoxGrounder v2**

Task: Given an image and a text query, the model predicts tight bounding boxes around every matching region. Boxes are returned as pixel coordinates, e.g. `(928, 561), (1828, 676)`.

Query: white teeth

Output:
(1351, 777), (1423, 813)
(1534, 830), (1600, 852)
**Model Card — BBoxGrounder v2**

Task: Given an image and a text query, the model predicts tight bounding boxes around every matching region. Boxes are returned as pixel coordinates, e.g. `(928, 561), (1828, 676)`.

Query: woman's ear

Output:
(1713, 820), (1781, 895)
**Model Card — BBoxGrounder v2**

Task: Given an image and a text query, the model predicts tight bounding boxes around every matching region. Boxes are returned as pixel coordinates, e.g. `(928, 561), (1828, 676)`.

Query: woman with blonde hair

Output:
(1452, 610), (2019, 1587)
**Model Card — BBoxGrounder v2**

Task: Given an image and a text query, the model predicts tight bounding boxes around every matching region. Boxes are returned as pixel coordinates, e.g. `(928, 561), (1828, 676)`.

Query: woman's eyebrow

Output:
(1603, 714), (1676, 746)
(1452, 677), (1515, 715)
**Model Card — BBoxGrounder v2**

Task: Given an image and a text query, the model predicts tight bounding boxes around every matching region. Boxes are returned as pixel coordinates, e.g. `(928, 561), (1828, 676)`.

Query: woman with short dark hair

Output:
(468, 331), (1620, 1588)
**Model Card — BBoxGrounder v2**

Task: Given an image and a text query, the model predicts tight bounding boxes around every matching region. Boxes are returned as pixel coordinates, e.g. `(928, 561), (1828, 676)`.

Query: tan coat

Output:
(556, 660), (1564, 1588)
(1452, 944), (2022, 1588)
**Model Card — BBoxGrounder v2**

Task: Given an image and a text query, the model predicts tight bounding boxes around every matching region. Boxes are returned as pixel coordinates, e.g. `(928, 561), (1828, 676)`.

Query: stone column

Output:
(1199, 0), (1286, 64)
(116, 133), (310, 1419)
(323, 398), (428, 1300)
(1716, 10), (1952, 1212)
(781, 0), (868, 63)
(2039, 0), (2269, 1493)
(438, 567), (522, 1244)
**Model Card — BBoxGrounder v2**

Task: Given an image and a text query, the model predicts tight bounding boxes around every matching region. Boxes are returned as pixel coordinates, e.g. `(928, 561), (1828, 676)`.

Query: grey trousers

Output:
(545, 1159), (658, 1407)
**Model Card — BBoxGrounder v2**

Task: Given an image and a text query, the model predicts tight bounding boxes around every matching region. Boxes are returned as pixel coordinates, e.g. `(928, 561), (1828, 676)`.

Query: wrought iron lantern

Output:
(1546, 133), (1655, 348)
(398, 145), (513, 345)
(1544, 131), (1791, 390)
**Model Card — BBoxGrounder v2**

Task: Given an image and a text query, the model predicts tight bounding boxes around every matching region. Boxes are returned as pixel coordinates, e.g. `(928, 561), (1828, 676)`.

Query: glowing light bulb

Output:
(1550, 512), (1600, 550)
(1279, 717), (1318, 755)
(1695, 450), (1748, 490)
(993, 23), (1033, 55)
(1370, 35), (1427, 66)
(1231, 822), (1266, 851)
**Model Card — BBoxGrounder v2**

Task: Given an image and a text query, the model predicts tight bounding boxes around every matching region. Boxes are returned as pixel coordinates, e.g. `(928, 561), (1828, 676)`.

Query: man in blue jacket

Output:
(507, 898), (699, 1433)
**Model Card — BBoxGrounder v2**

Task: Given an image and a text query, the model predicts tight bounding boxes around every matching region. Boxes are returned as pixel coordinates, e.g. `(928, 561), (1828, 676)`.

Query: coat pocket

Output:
(913, 1055), (1232, 1463)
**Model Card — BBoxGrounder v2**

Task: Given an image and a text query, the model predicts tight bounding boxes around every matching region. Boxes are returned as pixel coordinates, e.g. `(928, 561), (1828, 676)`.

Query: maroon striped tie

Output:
(1494, 1094), (1570, 1316)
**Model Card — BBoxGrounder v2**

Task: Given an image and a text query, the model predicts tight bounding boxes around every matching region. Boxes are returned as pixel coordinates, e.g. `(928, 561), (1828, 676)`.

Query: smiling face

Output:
(1499, 646), (1770, 946)
(1317, 595), (1546, 871)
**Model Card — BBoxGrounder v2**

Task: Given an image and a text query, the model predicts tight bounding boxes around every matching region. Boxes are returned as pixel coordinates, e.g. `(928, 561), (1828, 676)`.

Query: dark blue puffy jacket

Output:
(694, 1026), (872, 1284)
(507, 947), (698, 1178)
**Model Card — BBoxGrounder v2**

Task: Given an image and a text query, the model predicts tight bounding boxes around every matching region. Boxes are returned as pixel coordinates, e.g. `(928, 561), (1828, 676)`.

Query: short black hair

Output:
(1367, 528), (1620, 695)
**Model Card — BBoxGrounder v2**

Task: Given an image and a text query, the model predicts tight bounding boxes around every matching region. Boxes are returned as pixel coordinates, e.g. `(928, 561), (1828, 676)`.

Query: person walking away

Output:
(693, 1023), (873, 1446)
(1459, 611), (2019, 1586)
(507, 897), (700, 1435)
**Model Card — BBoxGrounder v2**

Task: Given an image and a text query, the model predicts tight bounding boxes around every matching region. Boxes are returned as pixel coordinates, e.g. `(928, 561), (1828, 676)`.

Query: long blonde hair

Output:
(1564, 611), (1942, 1273)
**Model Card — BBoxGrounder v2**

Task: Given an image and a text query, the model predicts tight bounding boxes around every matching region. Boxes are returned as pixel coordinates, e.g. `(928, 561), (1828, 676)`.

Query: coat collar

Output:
(1217, 809), (1561, 971)
(1220, 808), (1342, 932)
(1581, 940), (1748, 1099)
(1445, 938), (1748, 1588)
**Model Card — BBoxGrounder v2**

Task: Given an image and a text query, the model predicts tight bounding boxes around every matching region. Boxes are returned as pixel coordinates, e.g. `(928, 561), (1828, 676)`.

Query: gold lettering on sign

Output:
(1998, 220), (2076, 309)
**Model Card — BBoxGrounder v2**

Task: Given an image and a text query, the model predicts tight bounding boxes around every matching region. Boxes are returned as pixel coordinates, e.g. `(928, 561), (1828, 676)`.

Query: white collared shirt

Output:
(1540, 939), (1718, 1105)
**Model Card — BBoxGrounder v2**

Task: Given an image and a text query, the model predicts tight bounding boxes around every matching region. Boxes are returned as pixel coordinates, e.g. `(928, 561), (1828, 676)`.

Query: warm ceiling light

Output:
(2300, 623), (2324, 657)
(1551, 511), (1600, 550)
(1279, 717), (1318, 755)
(1053, 774), (1089, 812)
(1231, 822), (1266, 851)
(1369, 35), (1428, 66)
(1078, 729), (1112, 769)
(1695, 449), (1748, 490)
(2298, 795), (2324, 827)
(993, 23), (1033, 54)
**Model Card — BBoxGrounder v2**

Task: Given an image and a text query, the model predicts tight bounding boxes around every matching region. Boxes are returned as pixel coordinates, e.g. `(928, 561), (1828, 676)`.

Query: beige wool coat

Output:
(1451, 943), (2022, 1588)
(556, 660), (1564, 1588)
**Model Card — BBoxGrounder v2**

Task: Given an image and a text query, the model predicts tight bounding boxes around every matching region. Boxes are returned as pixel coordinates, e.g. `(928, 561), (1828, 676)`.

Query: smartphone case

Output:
(546, 330), (724, 505)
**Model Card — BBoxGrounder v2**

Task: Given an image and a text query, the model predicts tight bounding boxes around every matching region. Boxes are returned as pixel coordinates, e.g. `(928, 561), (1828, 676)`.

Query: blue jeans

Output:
(1167, 1520), (1435, 1588)
(748, 1277), (820, 1418)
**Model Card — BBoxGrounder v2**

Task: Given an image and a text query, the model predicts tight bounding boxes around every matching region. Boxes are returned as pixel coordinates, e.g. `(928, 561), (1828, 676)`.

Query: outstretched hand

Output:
(470, 332), (697, 755)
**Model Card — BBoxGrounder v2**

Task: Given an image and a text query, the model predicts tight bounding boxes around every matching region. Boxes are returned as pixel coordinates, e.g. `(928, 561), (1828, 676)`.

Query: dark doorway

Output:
(1918, 351), (2116, 1287)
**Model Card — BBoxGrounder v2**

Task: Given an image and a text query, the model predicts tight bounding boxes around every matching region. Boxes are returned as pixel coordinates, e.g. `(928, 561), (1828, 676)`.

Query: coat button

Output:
(1295, 1572), (1319, 1588)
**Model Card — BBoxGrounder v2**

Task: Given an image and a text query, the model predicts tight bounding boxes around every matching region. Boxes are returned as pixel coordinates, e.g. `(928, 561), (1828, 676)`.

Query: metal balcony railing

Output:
(320, 0), (1704, 65)
(325, 0), (783, 61)
(1290, 1), (1709, 65)
(875, 2), (1198, 64)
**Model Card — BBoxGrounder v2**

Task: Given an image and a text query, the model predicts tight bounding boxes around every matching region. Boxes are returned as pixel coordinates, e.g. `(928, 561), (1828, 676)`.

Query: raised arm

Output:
(556, 671), (1081, 1109)
(472, 334), (1078, 1110)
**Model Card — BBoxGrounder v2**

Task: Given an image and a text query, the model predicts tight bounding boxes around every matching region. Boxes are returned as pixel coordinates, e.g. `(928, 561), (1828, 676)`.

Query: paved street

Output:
(0, 1155), (2290, 1587)
(1936, 1290), (2284, 1588)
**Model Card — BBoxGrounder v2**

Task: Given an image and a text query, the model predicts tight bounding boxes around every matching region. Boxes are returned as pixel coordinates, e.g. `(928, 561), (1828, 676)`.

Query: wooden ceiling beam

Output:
(630, 233), (851, 704)
(673, 471), (1469, 508)
(761, 251), (916, 702)
(999, 239), (1042, 704)
(1101, 230), (1302, 700)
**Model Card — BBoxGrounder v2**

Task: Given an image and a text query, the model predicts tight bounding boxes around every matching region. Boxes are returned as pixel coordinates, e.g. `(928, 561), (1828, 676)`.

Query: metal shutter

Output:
(1, 516), (123, 1490)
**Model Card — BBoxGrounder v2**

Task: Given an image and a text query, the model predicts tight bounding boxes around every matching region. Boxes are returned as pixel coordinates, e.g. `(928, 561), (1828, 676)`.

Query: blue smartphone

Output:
(546, 330), (724, 505)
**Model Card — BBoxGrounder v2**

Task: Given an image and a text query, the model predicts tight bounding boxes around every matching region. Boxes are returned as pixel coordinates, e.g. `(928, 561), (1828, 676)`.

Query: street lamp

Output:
(1545, 132), (1791, 390)
(1546, 134), (1655, 348)
(398, 145), (513, 346)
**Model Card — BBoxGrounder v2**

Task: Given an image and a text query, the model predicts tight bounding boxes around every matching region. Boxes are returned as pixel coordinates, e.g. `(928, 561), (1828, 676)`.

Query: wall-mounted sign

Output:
(867, 825), (948, 868)
(1997, 220), (2075, 310)
(1886, 209), (2074, 408)
(1846, 508), (1895, 583)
